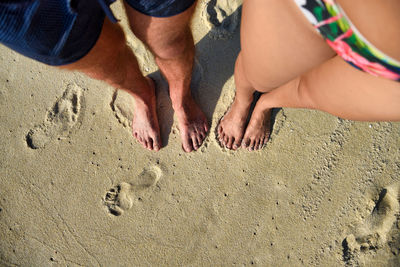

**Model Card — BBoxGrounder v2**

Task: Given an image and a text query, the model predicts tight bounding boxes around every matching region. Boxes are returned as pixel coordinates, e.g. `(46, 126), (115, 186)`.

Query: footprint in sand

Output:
(202, 0), (241, 40)
(343, 184), (400, 262)
(111, 89), (135, 129)
(26, 84), (84, 149)
(103, 165), (162, 216)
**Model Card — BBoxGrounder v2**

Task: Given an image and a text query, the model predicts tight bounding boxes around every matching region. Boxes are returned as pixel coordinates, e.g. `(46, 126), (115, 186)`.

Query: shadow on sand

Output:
(149, 6), (242, 147)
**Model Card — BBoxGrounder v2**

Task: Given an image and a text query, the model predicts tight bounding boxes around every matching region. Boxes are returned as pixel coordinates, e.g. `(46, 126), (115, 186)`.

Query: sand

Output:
(1, 0), (400, 266)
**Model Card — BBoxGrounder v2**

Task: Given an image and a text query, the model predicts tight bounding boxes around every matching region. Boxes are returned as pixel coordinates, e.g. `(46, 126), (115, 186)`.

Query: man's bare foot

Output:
(217, 97), (252, 150)
(173, 96), (209, 152)
(242, 108), (271, 151)
(131, 78), (161, 151)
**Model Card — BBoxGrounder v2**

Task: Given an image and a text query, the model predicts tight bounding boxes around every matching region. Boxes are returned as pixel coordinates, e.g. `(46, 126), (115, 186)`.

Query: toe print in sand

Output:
(26, 84), (84, 149)
(343, 184), (400, 264)
(104, 165), (162, 216)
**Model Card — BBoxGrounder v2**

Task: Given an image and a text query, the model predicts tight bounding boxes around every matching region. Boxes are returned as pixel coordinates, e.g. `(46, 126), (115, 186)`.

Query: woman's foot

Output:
(242, 108), (271, 151)
(131, 78), (161, 151)
(217, 97), (252, 150)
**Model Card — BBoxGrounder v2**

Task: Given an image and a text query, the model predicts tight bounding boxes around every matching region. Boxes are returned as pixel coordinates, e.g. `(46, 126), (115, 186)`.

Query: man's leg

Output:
(124, 2), (209, 152)
(61, 19), (161, 151)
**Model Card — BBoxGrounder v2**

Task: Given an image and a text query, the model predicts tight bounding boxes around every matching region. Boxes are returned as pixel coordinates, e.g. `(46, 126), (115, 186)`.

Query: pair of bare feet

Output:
(131, 77), (271, 152)
(131, 76), (270, 152)
(131, 77), (209, 152)
(217, 95), (271, 151)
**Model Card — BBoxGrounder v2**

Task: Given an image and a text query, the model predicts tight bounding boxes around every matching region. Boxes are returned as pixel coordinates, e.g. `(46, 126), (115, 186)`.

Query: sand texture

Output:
(1, 1), (400, 266)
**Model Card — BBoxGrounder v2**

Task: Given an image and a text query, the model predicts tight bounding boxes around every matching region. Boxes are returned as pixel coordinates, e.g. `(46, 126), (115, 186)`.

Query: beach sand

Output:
(1, 0), (399, 266)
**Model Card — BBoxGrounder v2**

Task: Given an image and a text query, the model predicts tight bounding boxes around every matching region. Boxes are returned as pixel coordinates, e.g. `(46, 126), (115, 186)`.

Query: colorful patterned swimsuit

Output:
(294, 0), (400, 82)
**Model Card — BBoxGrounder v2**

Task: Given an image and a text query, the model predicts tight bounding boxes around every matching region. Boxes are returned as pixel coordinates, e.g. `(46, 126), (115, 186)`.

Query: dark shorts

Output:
(0, 0), (196, 66)
(126, 0), (195, 17)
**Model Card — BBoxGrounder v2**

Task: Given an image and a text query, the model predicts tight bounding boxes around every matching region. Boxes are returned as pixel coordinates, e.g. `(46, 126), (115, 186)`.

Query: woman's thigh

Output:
(240, 0), (335, 91)
(337, 0), (400, 61)
(302, 56), (400, 121)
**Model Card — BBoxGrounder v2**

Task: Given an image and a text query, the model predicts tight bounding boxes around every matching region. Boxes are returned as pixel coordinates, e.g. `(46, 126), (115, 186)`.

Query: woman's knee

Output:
(240, 0), (334, 92)
(239, 50), (291, 92)
(296, 75), (318, 110)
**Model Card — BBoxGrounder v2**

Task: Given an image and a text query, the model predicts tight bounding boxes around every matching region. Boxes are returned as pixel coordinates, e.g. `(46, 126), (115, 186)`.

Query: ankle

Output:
(124, 76), (154, 101)
(171, 92), (193, 110)
(252, 107), (271, 121)
(232, 95), (253, 111)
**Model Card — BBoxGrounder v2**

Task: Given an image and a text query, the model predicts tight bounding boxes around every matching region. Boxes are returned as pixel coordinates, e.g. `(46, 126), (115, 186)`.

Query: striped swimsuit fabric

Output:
(294, 0), (400, 81)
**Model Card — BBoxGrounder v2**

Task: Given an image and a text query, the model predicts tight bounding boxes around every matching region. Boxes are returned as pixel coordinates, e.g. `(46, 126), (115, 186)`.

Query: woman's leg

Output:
(240, 0), (400, 150)
(217, 53), (255, 150)
(217, 0), (335, 150)
(246, 57), (400, 134)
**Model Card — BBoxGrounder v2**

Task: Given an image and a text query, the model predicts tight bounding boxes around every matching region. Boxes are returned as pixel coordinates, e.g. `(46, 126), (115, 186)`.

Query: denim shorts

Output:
(0, 0), (196, 66)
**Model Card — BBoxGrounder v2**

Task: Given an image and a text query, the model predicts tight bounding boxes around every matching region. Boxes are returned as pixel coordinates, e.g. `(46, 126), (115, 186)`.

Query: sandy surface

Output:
(1, 0), (400, 266)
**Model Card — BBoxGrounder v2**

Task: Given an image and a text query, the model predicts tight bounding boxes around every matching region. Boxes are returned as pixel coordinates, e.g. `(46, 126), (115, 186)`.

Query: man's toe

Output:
(196, 135), (204, 147)
(153, 136), (161, 151)
(264, 137), (269, 145)
(181, 132), (194, 152)
(203, 122), (209, 133)
(191, 136), (199, 150)
(233, 139), (241, 150)
(182, 142), (193, 152)
(218, 132), (225, 143)
(138, 136), (144, 145)
(248, 140), (255, 151)
(142, 140), (148, 149)
(254, 139), (261, 150)
(148, 139), (154, 150)
(242, 137), (250, 148)
(258, 138), (264, 150)
(227, 137), (234, 149)
(217, 124), (223, 135)
(223, 136), (230, 147)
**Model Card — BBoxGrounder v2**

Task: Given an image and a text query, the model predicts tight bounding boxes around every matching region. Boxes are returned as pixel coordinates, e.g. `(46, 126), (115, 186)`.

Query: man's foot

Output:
(242, 108), (271, 151)
(217, 97), (252, 150)
(131, 78), (161, 151)
(173, 96), (209, 152)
